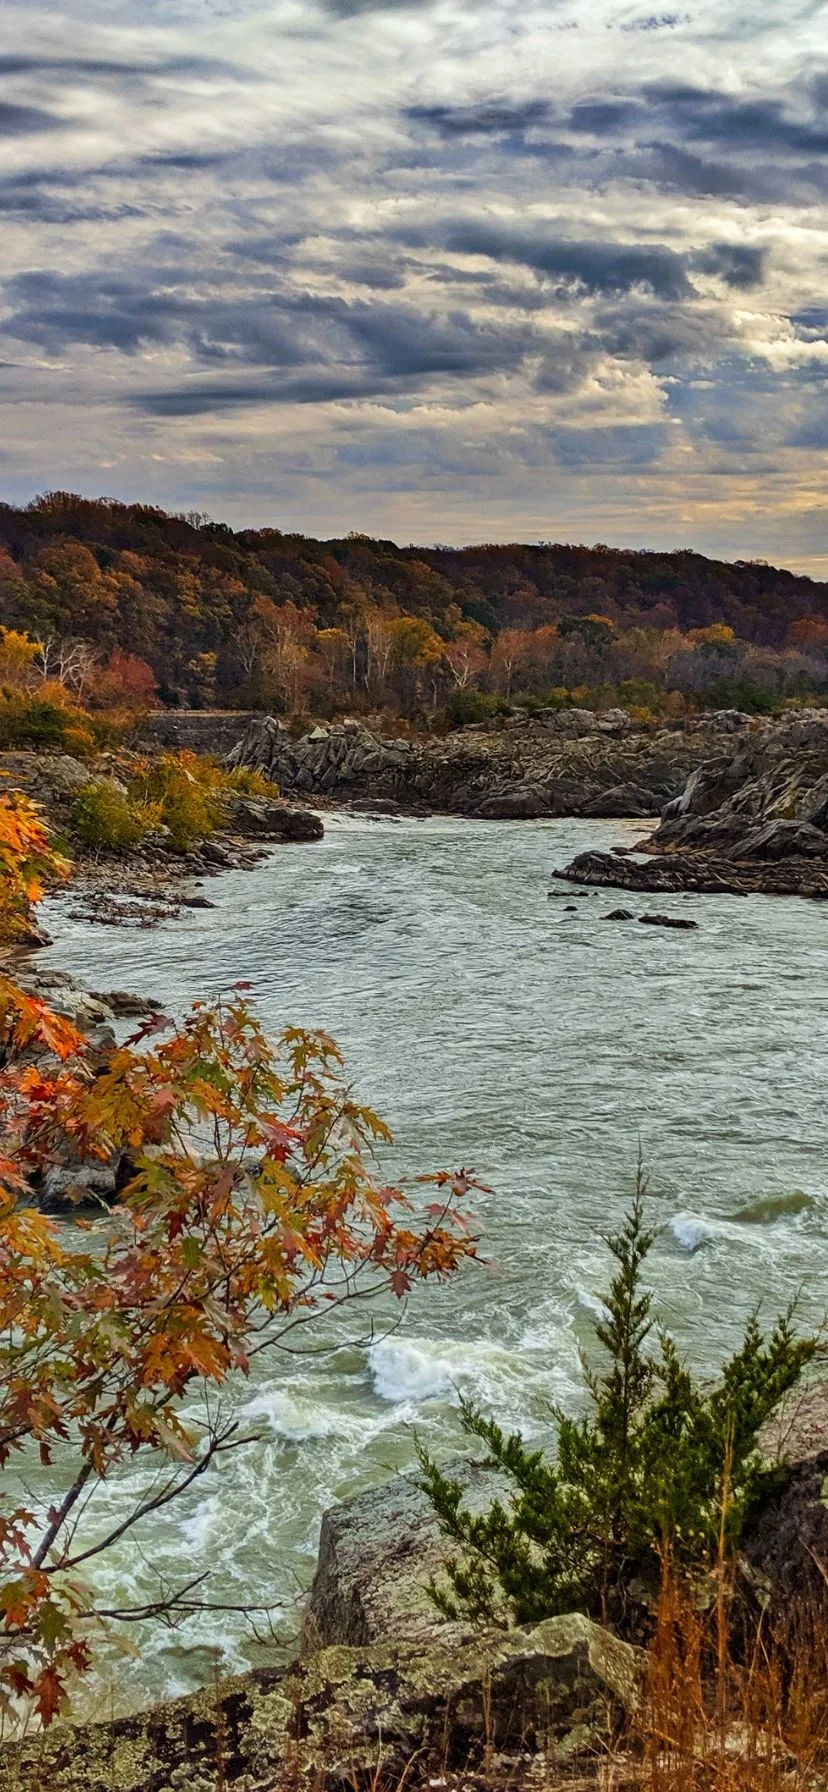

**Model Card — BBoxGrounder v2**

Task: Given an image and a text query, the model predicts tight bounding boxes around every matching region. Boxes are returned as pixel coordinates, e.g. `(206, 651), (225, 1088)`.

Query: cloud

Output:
(2, 265), (534, 395)
(0, 53), (244, 78)
(641, 83), (828, 156)
(409, 99), (553, 137)
(131, 373), (391, 413)
(553, 422), (669, 467)
(0, 0), (826, 561)
(320, 0), (421, 13)
(440, 222), (694, 298)
(0, 102), (66, 135)
(619, 13), (690, 30)
(692, 243), (767, 289)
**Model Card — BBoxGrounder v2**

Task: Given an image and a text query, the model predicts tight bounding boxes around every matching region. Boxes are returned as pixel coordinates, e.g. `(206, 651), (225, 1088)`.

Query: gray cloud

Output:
(0, 101), (66, 134)
(640, 82), (828, 156)
(409, 99), (553, 137)
(692, 243), (767, 289)
(0, 53), (244, 77)
(2, 265), (534, 392)
(439, 222), (694, 298)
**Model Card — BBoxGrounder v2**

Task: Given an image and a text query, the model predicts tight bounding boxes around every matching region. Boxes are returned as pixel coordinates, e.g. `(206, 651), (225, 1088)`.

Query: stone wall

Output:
(132, 709), (257, 756)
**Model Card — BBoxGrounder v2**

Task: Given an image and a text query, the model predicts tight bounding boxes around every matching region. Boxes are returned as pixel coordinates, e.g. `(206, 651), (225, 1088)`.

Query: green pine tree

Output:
(419, 1176), (815, 1634)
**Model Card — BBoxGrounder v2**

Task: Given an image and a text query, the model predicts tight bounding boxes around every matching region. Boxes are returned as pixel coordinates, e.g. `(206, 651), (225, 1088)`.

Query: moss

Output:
(0, 1620), (641, 1792)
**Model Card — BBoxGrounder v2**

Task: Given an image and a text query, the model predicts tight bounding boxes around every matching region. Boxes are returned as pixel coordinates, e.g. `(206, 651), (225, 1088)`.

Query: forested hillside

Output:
(1, 491), (827, 721)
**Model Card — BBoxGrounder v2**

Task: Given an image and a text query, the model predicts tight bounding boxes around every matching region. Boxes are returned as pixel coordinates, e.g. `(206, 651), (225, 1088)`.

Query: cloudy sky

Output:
(1, 0), (827, 567)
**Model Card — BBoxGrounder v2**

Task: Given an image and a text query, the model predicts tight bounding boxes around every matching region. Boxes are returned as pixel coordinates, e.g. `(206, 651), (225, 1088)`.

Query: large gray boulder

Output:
(303, 1460), (505, 1652)
(474, 784), (548, 820)
(226, 794), (324, 841)
(745, 1379), (828, 1619)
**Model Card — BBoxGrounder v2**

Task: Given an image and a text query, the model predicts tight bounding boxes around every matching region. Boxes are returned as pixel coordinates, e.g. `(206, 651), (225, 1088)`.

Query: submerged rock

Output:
(638, 913), (698, 930)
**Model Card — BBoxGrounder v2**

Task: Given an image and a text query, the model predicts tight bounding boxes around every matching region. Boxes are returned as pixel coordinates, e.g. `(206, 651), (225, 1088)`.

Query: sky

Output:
(1, 0), (827, 569)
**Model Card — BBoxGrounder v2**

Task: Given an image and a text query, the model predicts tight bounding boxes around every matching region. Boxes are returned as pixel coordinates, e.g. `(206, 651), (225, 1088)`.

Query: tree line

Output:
(1, 492), (827, 722)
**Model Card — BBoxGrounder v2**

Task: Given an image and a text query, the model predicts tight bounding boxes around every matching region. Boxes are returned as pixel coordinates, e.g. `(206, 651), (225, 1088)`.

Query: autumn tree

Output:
(87, 648), (159, 712)
(0, 794), (478, 1724)
(442, 620), (489, 691)
(489, 627), (530, 698)
(0, 629), (41, 693)
(37, 637), (98, 698)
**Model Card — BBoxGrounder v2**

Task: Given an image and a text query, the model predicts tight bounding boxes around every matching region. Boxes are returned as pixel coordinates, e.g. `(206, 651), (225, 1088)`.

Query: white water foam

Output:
(669, 1212), (714, 1254)
(369, 1335), (523, 1408)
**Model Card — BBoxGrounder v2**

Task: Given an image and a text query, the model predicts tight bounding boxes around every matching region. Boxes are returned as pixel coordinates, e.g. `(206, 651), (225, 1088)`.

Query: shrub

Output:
(71, 782), (154, 851)
(0, 695), (96, 756)
(129, 751), (230, 849)
(700, 680), (778, 716)
(224, 763), (280, 798)
(419, 1180), (815, 1633)
(446, 689), (511, 727)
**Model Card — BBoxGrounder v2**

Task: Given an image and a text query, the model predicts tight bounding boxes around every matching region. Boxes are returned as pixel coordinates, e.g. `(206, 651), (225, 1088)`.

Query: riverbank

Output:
(553, 710), (828, 900)
(3, 1377), (828, 1792)
(0, 747), (323, 942)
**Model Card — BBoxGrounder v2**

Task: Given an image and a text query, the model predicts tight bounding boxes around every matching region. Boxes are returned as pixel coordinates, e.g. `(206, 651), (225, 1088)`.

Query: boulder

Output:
(744, 1379), (828, 1620)
(35, 1158), (121, 1213)
(475, 785), (548, 820)
(581, 784), (656, 819)
(303, 1461), (506, 1652)
(638, 913), (698, 931)
(349, 798), (401, 815)
(733, 819), (828, 861)
(702, 709), (751, 731)
(92, 990), (164, 1017)
(227, 796), (323, 842)
(597, 708), (633, 733)
(0, 1617), (641, 1792)
(38, 754), (99, 799)
(551, 709), (600, 736)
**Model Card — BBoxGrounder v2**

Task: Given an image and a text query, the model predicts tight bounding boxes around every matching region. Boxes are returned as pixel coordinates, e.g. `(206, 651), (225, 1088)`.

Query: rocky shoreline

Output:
(227, 708), (751, 822)
(0, 748), (323, 945)
(228, 704), (828, 898)
(554, 710), (828, 900)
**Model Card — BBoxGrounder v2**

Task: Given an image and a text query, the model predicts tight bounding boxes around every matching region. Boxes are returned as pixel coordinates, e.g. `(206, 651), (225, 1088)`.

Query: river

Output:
(39, 814), (828, 1711)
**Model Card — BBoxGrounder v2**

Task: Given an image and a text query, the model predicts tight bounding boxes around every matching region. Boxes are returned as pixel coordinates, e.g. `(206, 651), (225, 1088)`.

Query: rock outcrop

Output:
(746, 1379), (828, 1621)
(227, 713), (743, 821)
(555, 711), (828, 898)
(0, 1616), (641, 1792)
(5, 1392), (828, 1792)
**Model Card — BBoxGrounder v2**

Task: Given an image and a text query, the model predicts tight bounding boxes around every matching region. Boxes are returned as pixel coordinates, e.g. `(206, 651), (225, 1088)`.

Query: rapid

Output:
(39, 814), (828, 1711)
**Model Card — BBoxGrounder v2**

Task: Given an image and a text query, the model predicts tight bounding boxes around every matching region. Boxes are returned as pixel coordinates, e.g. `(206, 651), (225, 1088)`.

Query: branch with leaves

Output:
(0, 790), (480, 1724)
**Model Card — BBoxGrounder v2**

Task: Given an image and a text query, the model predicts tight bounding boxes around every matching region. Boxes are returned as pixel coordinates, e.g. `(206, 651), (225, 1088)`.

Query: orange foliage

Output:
(87, 648), (159, 712)
(0, 794), (478, 1723)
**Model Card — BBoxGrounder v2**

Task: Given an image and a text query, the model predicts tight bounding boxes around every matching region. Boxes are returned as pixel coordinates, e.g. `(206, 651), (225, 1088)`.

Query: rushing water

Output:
(39, 814), (828, 1711)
